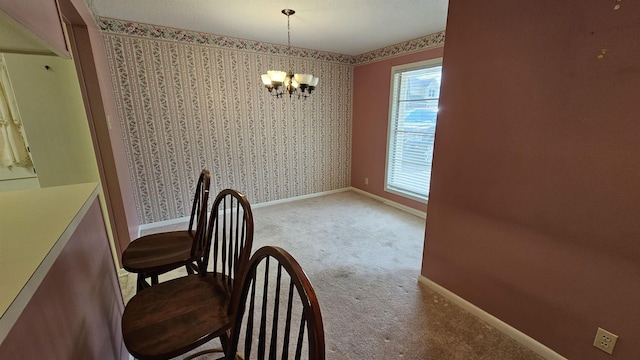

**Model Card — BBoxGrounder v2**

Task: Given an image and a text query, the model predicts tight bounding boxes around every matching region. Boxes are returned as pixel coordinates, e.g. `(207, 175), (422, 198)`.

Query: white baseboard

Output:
(136, 188), (353, 234)
(137, 215), (191, 235)
(250, 187), (351, 209)
(349, 187), (427, 219)
(418, 276), (566, 360)
(137, 187), (423, 235)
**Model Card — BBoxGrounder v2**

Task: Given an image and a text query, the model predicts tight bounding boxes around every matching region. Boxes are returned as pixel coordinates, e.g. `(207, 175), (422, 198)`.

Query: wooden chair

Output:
(122, 169), (211, 292)
(224, 246), (325, 360)
(122, 188), (255, 360)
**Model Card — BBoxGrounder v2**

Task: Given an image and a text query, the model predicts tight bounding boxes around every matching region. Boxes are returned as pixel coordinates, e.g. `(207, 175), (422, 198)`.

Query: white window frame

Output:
(385, 58), (443, 203)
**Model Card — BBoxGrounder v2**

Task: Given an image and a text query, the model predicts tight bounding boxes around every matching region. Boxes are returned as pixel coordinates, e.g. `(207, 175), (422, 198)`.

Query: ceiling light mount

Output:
(261, 9), (318, 99)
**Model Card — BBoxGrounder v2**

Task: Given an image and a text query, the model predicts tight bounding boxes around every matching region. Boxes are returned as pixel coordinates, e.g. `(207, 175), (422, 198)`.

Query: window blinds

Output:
(386, 64), (442, 201)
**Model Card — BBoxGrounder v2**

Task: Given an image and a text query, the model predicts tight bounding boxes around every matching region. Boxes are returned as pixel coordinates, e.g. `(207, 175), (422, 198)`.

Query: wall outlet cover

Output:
(593, 327), (618, 355)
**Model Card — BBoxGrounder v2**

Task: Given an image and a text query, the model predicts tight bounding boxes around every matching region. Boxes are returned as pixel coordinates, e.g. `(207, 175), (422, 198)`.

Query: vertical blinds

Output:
(386, 64), (442, 201)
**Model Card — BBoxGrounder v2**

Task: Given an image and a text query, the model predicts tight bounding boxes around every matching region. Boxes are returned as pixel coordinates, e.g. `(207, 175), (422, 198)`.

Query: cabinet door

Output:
(0, 0), (69, 56)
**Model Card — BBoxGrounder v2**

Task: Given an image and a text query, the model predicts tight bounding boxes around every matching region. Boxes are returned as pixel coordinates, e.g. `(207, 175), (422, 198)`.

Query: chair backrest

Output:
(226, 246), (325, 360)
(188, 170), (211, 267)
(187, 169), (212, 237)
(197, 189), (254, 287)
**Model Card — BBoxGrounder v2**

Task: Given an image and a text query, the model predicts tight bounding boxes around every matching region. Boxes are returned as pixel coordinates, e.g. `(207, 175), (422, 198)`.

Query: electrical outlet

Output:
(593, 327), (618, 355)
(364, 177), (368, 185)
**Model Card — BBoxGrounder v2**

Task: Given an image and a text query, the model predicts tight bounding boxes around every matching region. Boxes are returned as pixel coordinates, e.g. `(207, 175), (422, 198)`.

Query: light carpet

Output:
(120, 190), (545, 360)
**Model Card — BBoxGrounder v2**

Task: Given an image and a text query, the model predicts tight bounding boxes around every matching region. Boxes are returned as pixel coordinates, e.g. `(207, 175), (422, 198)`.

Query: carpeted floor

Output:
(120, 190), (545, 359)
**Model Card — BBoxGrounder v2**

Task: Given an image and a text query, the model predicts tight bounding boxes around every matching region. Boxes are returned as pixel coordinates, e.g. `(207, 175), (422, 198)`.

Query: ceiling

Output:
(89, 0), (449, 56)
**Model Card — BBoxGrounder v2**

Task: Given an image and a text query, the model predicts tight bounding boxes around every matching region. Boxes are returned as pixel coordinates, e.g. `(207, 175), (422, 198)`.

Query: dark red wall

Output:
(423, 0), (640, 358)
(352, 47), (444, 211)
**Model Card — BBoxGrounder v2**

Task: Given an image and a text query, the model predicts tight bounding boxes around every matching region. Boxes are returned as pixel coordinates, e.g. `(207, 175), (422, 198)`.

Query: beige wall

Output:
(2, 52), (119, 257)
(100, 19), (447, 225)
(0, 176), (38, 191)
(101, 19), (353, 224)
(3, 53), (100, 187)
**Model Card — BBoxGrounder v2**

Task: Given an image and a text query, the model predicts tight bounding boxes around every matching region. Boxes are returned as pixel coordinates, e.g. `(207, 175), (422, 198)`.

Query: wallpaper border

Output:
(352, 31), (446, 65)
(99, 18), (353, 64)
(99, 18), (444, 65)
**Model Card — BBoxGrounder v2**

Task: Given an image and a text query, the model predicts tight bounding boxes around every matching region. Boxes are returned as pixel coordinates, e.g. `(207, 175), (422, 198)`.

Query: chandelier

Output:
(261, 9), (319, 99)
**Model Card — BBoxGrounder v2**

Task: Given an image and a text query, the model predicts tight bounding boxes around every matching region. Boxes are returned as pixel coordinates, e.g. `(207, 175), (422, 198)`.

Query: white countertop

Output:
(0, 183), (99, 319)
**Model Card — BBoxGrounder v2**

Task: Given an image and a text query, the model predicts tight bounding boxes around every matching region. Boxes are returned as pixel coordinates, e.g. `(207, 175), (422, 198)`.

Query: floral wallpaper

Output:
(100, 18), (443, 225)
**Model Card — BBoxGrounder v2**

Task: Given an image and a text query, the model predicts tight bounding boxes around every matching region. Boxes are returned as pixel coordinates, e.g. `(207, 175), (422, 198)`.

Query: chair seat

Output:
(122, 231), (193, 274)
(122, 274), (233, 360)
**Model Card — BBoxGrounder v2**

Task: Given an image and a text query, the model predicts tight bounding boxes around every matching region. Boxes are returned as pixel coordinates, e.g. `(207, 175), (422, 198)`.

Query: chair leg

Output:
(179, 331), (229, 360)
(220, 331), (230, 355)
(136, 274), (150, 293)
(185, 263), (195, 275)
(150, 275), (159, 285)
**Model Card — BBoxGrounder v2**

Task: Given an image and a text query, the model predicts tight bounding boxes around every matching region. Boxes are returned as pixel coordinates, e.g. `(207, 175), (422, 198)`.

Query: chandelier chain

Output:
(287, 12), (292, 72)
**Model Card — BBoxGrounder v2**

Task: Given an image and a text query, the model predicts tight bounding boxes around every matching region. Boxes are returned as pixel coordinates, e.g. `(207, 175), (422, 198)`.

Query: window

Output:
(385, 59), (442, 202)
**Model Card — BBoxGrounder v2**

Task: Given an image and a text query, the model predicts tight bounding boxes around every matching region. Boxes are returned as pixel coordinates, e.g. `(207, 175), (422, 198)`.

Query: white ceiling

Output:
(89, 0), (449, 56)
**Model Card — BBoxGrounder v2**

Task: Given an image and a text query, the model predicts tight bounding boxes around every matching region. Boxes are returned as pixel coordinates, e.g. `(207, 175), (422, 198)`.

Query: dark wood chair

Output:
(122, 188), (255, 360)
(122, 169), (211, 292)
(224, 246), (326, 360)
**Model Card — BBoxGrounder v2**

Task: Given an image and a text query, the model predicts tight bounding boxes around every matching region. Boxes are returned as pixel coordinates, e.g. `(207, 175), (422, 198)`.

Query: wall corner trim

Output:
(417, 276), (567, 360)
